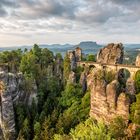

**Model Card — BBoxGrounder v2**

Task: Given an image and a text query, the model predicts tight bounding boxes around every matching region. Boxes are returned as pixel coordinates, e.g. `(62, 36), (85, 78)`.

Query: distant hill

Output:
(0, 41), (102, 56)
(0, 42), (140, 58)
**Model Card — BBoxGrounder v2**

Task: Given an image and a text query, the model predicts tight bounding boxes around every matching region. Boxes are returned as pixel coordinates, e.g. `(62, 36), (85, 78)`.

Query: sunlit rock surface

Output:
(97, 43), (124, 64)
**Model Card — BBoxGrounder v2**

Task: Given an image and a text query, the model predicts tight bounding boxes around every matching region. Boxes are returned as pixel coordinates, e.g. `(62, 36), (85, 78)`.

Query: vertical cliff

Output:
(85, 43), (134, 123)
(87, 69), (131, 123)
(0, 70), (37, 140)
(135, 54), (140, 67)
(67, 47), (82, 70)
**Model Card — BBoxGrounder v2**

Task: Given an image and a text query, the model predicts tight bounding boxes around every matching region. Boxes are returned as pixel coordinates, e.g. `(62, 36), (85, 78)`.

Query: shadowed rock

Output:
(0, 71), (37, 140)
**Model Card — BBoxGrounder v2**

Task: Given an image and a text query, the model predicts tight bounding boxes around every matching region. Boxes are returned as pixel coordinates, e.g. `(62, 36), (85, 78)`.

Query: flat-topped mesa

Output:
(97, 43), (124, 64)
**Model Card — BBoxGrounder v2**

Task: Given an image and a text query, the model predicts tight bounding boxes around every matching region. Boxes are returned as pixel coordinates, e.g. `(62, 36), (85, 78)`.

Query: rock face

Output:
(80, 71), (87, 93)
(67, 50), (76, 70)
(126, 78), (136, 95)
(135, 54), (140, 66)
(87, 42), (132, 122)
(88, 70), (130, 123)
(67, 47), (82, 70)
(75, 47), (82, 61)
(54, 55), (63, 80)
(68, 71), (76, 84)
(97, 43), (124, 64)
(0, 71), (37, 140)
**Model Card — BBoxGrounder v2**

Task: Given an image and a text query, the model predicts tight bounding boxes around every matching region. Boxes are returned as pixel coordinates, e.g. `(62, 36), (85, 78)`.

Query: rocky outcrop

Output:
(67, 47), (82, 70)
(80, 71), (87, 93)
(0, 71), (37, 140)
(68, 71), (76, 84)
(126, 78), (136, 102)
(88, 70), (131, 123)
(135, 54), (140, 66)
(54, 55), (63, 80)
(67, 50), (76, 70)
(97, 43), (124, 64)
(75, 47), (82, 61)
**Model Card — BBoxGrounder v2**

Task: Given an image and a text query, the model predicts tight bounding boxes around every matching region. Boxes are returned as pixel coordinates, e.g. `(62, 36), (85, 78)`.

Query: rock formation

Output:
(135, 54), (140, 67)
(80, 71), (87, 93)
(88, 70), (130, 123)
(97, 43), (124, 64)
(0, 71), (37, 140)
(75, 47), (82, 61)
(54, 55), (63, 80)
(67, 50), (76, 70)
(84, 43), (135, 123)
(67, 47), (82, 70)
(68, 71), (76, 84)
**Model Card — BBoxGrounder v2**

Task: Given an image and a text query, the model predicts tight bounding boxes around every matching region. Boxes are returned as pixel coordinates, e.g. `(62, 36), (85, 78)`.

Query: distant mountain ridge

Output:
(0, 41), (102, 56)
(0, 42), (140, 56)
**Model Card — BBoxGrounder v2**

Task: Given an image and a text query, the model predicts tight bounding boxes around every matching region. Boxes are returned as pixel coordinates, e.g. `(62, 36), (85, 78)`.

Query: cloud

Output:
(110, 0), (140, 5)
(0, 0), (140, 46)
(11, 0), (78, 20)
(0, 7), (7, 17)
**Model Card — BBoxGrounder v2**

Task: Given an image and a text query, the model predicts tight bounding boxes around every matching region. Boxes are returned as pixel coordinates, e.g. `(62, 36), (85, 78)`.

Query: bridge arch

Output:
(118, 68), (131, 80)
(82, 63), (86, 67)
(87, 65), (96, 74)
(89, 65), (96, 71)
(117, 68), (131, 90)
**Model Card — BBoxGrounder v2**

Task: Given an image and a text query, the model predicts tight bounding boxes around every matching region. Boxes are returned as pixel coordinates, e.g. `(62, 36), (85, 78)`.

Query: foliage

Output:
(70, 118), (112, 140)
(17, 118), (31, 140)
(130, 94), (140, 139)
(105, 71), (115, 83)
(86, 54), (96, 61)
(130, 94), (140, 138)
(73, 66), (84, 82)
(55, 85), (90, 134)
(108, 116), (127, 139)
(135, 70), (140, 93)
(15, 104), (26, 131)
(63, 54), (71, 83)
(0, 49), (22, 71)
(33, 122), (41, 140)
(59, 83), (83, 108)
(1, 44), (137, 140)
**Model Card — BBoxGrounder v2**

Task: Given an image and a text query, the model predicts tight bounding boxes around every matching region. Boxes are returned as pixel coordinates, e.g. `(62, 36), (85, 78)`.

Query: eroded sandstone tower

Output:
(87, 43), (135, 123)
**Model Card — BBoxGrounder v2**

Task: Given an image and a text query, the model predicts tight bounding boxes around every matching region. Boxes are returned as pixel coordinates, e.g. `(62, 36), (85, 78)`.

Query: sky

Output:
(0, 0), (140, 47)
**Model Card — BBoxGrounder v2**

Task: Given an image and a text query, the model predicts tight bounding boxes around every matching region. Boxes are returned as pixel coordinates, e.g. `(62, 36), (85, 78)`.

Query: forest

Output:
(0, 44), (140, 140)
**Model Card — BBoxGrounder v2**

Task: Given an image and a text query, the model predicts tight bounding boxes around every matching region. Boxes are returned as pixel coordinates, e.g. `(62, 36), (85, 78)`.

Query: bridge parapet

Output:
(77, 61), (140, 79)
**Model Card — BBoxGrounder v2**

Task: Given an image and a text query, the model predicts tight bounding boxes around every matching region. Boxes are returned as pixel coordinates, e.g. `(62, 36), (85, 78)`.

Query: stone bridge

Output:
(77, 61), (140, 79)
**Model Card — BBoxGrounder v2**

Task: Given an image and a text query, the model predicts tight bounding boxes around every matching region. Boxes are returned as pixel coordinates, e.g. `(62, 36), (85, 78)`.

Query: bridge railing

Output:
(77, 61), (140, 69)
